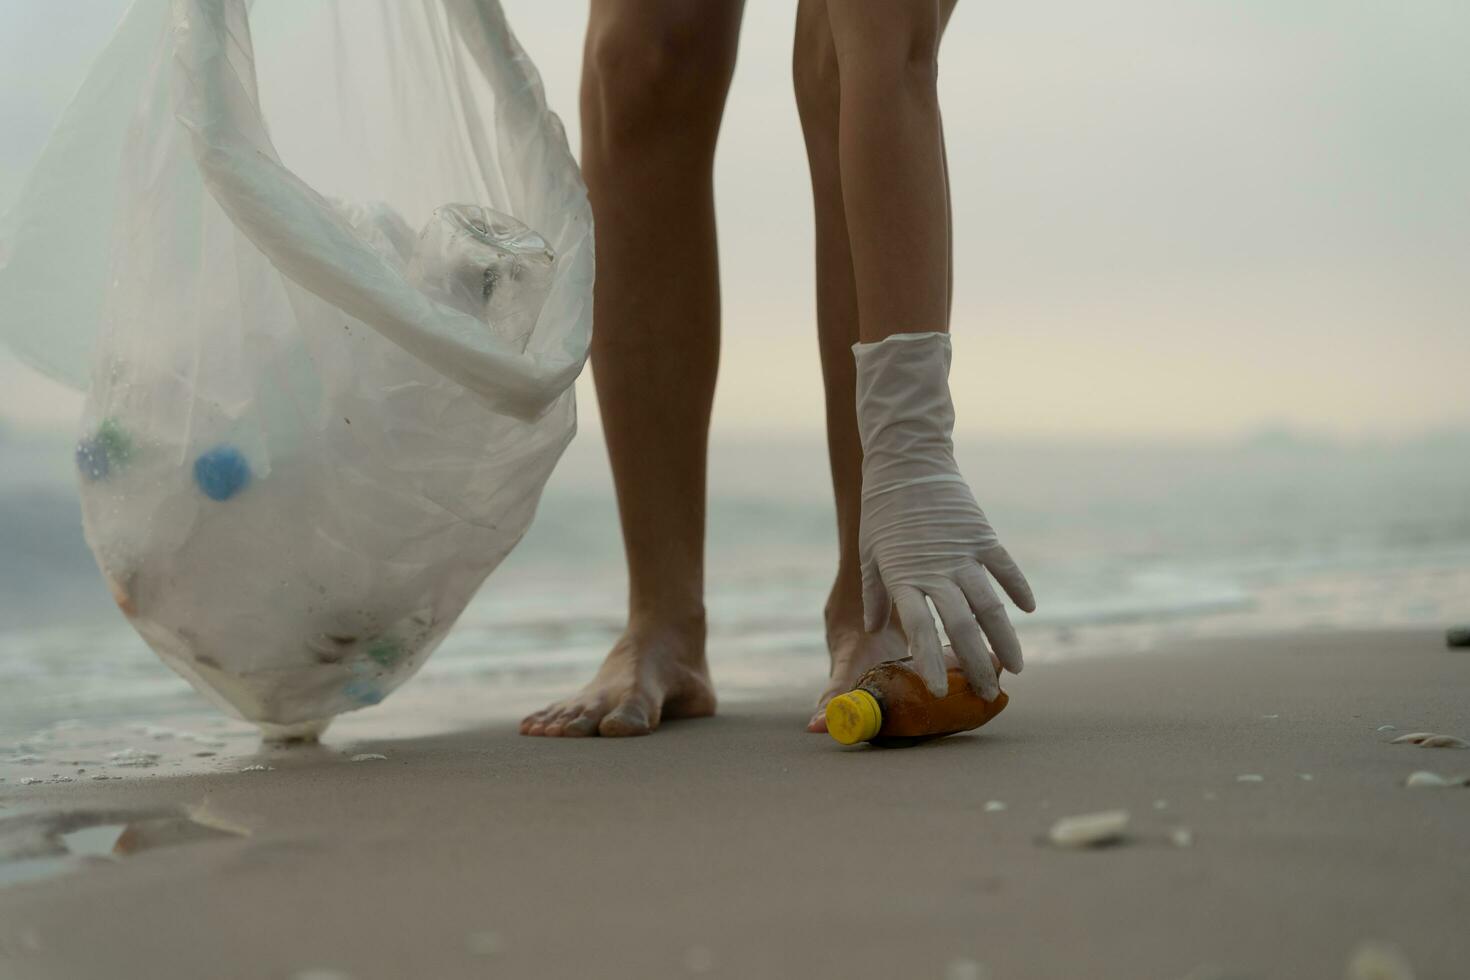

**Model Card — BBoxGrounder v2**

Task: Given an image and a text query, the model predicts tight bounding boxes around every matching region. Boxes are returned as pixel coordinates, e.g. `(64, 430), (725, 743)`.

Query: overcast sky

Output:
(2, 1), (1467, 439)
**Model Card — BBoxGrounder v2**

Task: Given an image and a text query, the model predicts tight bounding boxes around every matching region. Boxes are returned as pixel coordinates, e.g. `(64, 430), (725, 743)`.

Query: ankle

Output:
(627, 605), (707, 647)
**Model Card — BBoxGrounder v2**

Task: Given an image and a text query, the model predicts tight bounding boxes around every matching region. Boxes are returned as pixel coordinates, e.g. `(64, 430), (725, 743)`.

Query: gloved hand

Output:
(854, 332), (1035, 700)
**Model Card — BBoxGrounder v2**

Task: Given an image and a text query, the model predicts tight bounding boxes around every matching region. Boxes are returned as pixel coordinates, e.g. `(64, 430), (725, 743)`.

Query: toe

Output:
(599, 696), (657, 737)
(543, 705), (581, 737)
(807, 709), (829, 734)
(561, 711), (600, 737)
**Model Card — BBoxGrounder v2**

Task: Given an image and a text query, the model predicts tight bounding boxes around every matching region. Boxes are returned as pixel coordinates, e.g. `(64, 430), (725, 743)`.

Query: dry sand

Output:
(1, 628), (1468, 979)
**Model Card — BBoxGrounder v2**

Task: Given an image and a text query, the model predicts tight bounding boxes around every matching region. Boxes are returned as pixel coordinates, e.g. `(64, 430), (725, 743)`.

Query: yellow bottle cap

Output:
(826, 689), (882, 745)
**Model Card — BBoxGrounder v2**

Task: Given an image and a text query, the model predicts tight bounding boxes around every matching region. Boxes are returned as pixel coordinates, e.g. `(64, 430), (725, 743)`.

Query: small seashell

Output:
(1405, 771), (1450, 788)
(1418, 735), (1468, 749)
(1376, 725), (1396, 732)
(983, 800), (1006, 813)
(21, 777), (44, 785)
(1047, 810), (1129, 848)
(350, 753), (388, 762)
(1390, 732), (1437, 744)
(1170, 827), (1194, 848)
(1236, 774), (1264, 783)
(239, 765), (274, 773)
(1346, 940), (1416, 980)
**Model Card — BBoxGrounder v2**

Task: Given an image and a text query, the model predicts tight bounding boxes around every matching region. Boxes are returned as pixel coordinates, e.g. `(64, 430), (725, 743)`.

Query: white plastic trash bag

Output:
(0, 0), (592, 737)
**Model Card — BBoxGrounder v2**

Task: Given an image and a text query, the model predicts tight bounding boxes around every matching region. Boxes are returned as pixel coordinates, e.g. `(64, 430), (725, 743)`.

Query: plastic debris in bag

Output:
(0, 0), (593, 739)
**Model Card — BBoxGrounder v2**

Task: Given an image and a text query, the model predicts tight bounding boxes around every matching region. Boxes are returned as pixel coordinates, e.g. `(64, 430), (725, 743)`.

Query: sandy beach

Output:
(1, 627), (1467, 980)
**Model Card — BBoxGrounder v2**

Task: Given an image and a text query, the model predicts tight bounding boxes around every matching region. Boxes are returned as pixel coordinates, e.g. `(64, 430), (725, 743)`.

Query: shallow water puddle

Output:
(0, 806), (247, 888)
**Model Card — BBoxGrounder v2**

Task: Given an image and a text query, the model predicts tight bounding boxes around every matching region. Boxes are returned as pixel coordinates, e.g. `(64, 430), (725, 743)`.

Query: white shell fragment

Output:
(983, 800), (1007, 813)
(350, 753), (388, 763)
(1403, 771), (1469, 788)
(1048, 810), (1130, 848)
(1236, 774), (1265, 783)
(1346, 940), (1416, 980)
(1391, 732), (1468, 748)
(1420, 735), (1469, 749)
(1377, 725), (1397, 732)
(239, 765), (274, 773)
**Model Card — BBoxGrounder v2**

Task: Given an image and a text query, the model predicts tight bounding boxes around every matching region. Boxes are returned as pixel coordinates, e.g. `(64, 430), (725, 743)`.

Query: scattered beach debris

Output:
(1170, 827), (1194, 848)
(21, 778), (43, 786)
(1236, 774), (1264, 783)
(983, 800), (1006, 813)
(1346, 940), (1416, 980)
(1389, 732), (1468, 748)
(1047, 810), (1129, 848)
(465, 931), (503, 957)
(945, 958), (989, 980)
(350, 753), (388, 763)
(1404, 771), (1469, 788)
(1376, 725), (1396, 732)
(239, 765), (274, 773)
(683, 945), (716, 974)
(1446, 626), (1470, 649)
(108, 748), (161, 768)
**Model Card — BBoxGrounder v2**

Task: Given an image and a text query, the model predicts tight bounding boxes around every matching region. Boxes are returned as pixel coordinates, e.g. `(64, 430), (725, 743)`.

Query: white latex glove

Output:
(854, 331), (1036, 700)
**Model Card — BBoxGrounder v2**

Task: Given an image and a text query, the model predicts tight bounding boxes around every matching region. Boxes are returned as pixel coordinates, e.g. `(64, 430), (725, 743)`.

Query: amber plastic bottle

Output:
(825, 659), (1007, 747)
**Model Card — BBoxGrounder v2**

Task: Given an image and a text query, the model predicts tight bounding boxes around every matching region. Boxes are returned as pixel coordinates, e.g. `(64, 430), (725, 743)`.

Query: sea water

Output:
(3, 427), (1470, 740)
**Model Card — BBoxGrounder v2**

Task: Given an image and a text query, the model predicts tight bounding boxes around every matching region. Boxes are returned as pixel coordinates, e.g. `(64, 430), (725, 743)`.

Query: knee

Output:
(792, 16), (840, 129)
(583, 12), (738, 155)
(829, 13), (941, 94)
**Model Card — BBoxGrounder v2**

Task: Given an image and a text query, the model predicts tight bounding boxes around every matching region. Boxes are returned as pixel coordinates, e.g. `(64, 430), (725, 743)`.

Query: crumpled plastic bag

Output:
(0, 0), (592, 738)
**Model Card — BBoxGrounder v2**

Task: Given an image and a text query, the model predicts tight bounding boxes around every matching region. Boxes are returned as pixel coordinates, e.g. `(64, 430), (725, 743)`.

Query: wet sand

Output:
(1, 628), (1467, 979)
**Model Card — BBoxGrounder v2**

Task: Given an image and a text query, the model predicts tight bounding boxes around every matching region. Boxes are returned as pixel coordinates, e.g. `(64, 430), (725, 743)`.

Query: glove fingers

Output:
(930, 586), (1001, 701)
(982, 544), (1036, 614)
(860, 558), (891, 633)
(892, 587), (947, 697)
(959, 565), (1025, 675)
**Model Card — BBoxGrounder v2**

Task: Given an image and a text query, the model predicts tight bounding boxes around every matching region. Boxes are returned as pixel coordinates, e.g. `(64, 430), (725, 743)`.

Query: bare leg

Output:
(794, 0), (963, 731)
(521, 0), (744, 737)
(793, 0), (907, 732)
(826, 0), (956, 342)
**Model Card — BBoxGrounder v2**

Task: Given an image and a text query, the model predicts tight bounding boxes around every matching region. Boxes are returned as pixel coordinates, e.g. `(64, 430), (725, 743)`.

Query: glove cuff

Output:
(852, 332), (957, 468)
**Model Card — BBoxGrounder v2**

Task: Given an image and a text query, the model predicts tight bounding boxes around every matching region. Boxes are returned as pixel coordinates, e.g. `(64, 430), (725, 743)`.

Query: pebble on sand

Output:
(1047, 810), (1129, 848)
(1446, 626), (1470, 649)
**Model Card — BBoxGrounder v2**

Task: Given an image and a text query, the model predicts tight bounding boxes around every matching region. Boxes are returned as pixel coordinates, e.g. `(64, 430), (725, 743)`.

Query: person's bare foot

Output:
(520, 619), (715, 737)
(807, 587), (908, 733)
